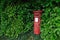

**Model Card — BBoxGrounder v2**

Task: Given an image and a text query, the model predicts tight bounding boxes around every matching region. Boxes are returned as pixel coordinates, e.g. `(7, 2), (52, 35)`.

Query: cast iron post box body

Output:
(33, 10), (42, 35)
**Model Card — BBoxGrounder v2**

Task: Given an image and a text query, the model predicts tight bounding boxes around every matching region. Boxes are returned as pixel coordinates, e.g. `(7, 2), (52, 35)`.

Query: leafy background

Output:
(0, 0), (60, 40)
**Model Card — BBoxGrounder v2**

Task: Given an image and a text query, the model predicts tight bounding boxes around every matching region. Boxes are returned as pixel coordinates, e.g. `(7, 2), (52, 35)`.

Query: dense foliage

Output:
(0, 0), (60, 40)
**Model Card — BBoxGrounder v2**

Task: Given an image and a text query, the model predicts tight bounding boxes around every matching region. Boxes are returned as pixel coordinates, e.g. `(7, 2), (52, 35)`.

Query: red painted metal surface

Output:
(33, 10), (42, 35)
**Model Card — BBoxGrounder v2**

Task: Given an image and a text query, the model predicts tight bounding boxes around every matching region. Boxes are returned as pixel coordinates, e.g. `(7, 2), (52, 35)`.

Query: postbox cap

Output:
(33, 10), (42, 13)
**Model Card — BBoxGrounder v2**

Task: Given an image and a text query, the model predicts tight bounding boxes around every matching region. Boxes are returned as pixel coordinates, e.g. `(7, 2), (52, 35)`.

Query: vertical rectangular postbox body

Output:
(33, 10), (42, 35)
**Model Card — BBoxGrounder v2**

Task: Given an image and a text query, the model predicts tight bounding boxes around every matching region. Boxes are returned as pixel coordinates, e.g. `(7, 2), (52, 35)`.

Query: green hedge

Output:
(0, 0), (60, 40)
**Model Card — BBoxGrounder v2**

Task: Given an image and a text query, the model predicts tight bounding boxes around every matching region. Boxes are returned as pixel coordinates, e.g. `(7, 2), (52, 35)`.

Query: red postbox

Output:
(33, 10), (42, 35)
